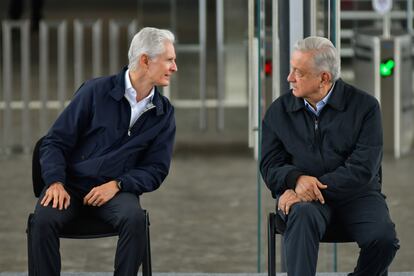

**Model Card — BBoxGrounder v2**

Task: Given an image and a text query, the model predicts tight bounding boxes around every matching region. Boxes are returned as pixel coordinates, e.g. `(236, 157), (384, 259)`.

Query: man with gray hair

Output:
(30, 27), (177, 276)
(260, 36), (399, 275)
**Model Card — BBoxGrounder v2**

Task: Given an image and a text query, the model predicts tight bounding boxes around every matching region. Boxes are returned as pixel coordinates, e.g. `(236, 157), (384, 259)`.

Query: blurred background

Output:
(0, 0), (413, 274)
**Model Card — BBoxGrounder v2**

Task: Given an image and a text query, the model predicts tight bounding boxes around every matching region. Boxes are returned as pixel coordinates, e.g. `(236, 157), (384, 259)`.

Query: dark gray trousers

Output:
(282, 192), (399, 276)
(30, 187), (146, 276)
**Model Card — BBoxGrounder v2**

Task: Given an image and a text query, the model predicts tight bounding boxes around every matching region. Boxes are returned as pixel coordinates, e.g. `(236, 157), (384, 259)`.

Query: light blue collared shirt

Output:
(124, 69), (154, 127)
(304, 82), (336, 116)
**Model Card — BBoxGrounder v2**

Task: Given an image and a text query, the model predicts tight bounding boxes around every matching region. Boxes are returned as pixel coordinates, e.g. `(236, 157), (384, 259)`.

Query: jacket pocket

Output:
(68, 157), (105, 177)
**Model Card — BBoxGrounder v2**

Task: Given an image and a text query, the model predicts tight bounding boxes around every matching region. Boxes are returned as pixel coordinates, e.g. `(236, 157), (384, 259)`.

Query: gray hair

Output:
(128, 27), (175, 71)
(293, 36), (340, 81)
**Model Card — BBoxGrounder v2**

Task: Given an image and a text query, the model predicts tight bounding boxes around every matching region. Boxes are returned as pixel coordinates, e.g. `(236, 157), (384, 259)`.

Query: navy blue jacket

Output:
(40, 67), (176, 196)
(260, 79), (383, 205)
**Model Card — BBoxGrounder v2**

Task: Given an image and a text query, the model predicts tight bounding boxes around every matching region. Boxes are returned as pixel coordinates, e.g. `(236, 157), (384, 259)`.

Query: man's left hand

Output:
(83, 180), (120, 207)
(295, 175), (327, 203)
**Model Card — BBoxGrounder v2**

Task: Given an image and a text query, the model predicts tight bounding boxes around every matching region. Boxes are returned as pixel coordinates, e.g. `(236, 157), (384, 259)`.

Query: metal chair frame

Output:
(267, 208), (354, 276)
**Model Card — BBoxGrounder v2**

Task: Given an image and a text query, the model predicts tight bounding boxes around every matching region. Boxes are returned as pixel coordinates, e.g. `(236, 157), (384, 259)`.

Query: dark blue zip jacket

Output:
(40, 67), (176, 196)
(260, 79), (383, 206)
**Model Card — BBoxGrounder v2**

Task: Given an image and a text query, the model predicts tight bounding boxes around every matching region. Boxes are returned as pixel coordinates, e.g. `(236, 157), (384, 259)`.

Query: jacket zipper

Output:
(128, 104), (156, 136)
(314, 116), (321, 148)
(313, 115), (327, 172)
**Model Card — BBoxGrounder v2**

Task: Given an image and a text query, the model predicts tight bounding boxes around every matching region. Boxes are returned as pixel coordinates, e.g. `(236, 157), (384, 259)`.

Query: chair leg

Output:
(142, 210), (152, 276)
(27, 214), (34, 276)
(268, 213), (276, 276)
(280, 236), (287, 272)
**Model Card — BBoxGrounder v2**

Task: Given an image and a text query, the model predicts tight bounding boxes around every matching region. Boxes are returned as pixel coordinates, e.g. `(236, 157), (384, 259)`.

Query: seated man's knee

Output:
(285, 202), (327, 239)
(118, 209), (146, 232)
(31, 208), (63, 234)
(289, 202), (321, 220)
(362, 222), (400, 253)
(287, 202), (326, 231)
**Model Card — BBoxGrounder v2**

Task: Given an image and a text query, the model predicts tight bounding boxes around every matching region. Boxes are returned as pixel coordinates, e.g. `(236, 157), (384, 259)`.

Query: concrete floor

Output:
(1, 150), (414, 273)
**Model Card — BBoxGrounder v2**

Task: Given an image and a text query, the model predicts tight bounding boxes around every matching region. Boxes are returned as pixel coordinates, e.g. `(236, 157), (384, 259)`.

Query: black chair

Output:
(26, 137), (152, 276)
(267, 205), (353, 276)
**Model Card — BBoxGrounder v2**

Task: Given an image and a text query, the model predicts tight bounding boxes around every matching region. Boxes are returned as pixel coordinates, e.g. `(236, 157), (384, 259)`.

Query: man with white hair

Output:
(260, 36), (399, 275)
(30, 27), (177, 276)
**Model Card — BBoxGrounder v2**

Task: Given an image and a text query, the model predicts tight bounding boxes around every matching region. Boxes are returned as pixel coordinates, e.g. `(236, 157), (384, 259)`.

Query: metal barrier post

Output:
(199, 0), (207, 130)
(39, 21), (68, 134)
(2, 20), (31, 154)
(74, 19), (103, 90)
(109, 20), (137, 75)
(216, 0), (224, 131)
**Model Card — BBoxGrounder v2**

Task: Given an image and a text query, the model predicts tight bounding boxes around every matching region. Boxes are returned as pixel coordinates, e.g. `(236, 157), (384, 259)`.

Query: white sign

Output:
(372, 0), (393, 15)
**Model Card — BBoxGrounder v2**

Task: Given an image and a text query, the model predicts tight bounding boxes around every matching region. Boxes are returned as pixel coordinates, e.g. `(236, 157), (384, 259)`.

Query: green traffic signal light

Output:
(380, 59), (395, 77)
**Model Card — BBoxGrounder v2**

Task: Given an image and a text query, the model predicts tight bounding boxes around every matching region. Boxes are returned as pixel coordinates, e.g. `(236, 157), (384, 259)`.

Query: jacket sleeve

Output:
(260, 109), (303, 197)
(39, 82), (93, 186)
(319, 101), (383, 202)
(117, 107), (176, 195)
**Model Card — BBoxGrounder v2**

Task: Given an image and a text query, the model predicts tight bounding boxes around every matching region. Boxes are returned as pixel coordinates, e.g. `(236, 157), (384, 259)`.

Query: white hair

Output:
(293, 36), (341, 81)
(128, 27), (175, 71)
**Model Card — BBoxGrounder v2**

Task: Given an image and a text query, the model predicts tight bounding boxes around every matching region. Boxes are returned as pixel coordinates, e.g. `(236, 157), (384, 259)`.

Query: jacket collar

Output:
(287, 78), (346, 112)
(109, 66), (165, 116)
(325, 78), (346, 111)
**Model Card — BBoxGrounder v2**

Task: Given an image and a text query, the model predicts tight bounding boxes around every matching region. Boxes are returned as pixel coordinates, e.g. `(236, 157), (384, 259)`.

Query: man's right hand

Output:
(278, 189), (301, 215)
(40, 182), (70, 210)
(295, 175), (327, 204)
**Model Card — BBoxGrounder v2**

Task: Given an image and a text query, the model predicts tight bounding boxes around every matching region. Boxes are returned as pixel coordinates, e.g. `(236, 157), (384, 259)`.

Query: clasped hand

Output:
(278, 175), (327, 215)
(295, 175), (327, 203)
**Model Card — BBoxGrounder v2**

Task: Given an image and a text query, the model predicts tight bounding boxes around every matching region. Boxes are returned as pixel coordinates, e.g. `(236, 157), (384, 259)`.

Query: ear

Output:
(321, 71), (332, 85)
(139, 54), (150, 69)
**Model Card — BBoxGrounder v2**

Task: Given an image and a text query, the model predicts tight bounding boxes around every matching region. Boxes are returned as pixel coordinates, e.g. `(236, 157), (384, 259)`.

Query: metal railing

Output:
(0, 0), (253, 155)
(0, 17), (208, 155)
(340, 0), (414, 59)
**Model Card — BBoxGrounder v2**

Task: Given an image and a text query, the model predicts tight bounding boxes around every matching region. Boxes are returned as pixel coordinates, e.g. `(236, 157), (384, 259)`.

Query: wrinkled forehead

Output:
(149, 41), (176, 60)
(160, 41), (176, 56)
(291, 50), (316, 70)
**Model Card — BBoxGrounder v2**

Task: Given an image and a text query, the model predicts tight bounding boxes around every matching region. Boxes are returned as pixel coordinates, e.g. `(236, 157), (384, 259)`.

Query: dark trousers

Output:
(30, 187), (146, 276)
(282, 192), (399, 276)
